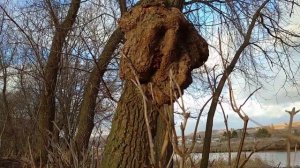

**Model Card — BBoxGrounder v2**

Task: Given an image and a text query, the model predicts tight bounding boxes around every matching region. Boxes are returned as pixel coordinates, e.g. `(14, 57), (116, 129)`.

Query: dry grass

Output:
(173, 155), (274, 168)
(210, 157), (273, 168)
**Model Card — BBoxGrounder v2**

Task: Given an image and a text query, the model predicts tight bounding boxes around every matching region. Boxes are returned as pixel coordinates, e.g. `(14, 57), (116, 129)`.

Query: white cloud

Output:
(175, 5), (300, 135)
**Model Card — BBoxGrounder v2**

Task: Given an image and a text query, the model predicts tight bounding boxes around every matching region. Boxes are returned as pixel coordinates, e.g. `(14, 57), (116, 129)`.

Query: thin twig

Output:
(27, 137), (36, 168)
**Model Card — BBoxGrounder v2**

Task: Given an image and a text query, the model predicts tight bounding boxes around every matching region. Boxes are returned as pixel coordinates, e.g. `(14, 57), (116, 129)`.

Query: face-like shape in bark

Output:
(119, 4), (209, 105)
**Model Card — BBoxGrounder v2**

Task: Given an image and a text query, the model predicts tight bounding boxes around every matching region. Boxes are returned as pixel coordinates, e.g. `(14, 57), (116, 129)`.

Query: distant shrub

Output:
(222, 130), (238, 140)
(232, 130), (238, 138)
(255, 128), (271, 138)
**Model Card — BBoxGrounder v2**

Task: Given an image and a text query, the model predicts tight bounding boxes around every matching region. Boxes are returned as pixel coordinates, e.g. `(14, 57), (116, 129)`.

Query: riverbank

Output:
(189, 151), (300, 167)
(191, 137), (299, 153)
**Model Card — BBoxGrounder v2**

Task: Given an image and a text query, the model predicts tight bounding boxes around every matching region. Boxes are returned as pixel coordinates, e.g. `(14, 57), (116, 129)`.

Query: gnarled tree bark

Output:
(101, 2), (208, 167)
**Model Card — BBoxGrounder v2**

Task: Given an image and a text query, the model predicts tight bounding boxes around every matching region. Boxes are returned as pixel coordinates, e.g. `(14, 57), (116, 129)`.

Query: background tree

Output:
(255, 128), (271, 138)
(0, 0), (299, 167)
(194, 0), (300, 166)
(232, 130), (238, 138)
(286, 107), (300, 168)
(34, 0), (81, 164)
(0, 0), (120, 165)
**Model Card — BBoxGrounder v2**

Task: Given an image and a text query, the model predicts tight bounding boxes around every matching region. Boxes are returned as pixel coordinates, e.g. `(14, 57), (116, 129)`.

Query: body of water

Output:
(192, 151), (300, 167)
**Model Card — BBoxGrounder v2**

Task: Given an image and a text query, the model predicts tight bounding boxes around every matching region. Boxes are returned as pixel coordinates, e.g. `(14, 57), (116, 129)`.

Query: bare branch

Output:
(45, 0), (59, 27)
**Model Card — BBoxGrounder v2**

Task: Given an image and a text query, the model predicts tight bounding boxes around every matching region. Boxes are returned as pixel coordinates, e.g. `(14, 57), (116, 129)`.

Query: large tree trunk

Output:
(73, 0), (190, 161)
(101, 85), (173, 168)
(36, 0), (81, 165)
(101, 81), (159, 168)
(101, 1), (208, 167)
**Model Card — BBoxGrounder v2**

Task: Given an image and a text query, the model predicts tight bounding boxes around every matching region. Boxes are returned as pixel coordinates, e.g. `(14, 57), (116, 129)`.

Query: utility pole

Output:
(286, 107), (300, 168)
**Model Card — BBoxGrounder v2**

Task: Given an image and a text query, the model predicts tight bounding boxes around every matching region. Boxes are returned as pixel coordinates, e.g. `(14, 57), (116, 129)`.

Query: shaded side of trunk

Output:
(154, 105), (173, 167)
(73, 28), (123, 153)
(101, 81), (159, 168)
(36, 0), (81, 164)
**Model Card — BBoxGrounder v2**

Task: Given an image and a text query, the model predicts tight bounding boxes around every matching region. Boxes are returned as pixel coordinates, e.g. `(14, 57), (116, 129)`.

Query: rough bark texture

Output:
(119, 4), (208, 105)
(36, 0), (81, 164)
(101, 3), (208, 168)
(101, 81), (159, 168)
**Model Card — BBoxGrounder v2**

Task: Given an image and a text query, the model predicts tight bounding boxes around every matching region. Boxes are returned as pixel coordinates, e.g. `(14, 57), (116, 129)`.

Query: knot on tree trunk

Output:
(119, 4), (209, 105)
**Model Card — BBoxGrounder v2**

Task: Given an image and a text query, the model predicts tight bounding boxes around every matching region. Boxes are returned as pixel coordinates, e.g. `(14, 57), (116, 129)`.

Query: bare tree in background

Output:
(32, 0), (81, 165)
(0, 0), (299, 167)
(190, 0), (300, 167)
(286, 107), (300, 168)
(0, 8), (16, 154)
(1, 1), (121, 165)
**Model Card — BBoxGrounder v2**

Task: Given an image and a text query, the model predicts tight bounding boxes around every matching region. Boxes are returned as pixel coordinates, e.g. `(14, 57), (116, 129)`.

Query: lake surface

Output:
(192, 151), (300, 167)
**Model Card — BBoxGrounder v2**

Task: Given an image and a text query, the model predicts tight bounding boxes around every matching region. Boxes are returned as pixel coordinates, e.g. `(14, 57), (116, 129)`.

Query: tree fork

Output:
(35, 0), (81, 165)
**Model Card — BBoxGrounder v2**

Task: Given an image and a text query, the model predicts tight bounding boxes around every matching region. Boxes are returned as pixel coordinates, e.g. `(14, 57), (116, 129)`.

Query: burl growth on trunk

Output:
(119, 4), (209, 105)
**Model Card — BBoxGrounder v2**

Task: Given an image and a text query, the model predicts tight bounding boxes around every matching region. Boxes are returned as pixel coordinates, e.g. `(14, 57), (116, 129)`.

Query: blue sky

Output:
(3, 0), (299, 135)
(174, 4), (300, 134)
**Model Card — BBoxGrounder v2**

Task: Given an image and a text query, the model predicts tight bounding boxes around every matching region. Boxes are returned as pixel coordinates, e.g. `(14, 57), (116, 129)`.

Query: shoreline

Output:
(190, 137), (300, 153)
